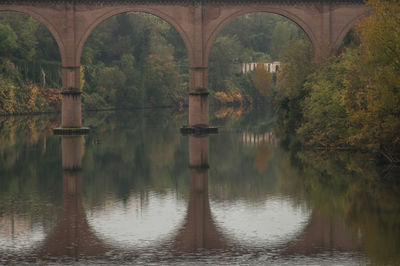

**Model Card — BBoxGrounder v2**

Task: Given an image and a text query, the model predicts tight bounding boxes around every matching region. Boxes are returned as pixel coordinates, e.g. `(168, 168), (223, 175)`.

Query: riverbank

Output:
(274, 0), (400, 156)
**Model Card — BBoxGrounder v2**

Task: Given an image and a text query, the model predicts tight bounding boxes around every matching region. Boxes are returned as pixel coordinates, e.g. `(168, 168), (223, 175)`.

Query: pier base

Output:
(180, 125), (218, 135)
(53, 127), (90, 135)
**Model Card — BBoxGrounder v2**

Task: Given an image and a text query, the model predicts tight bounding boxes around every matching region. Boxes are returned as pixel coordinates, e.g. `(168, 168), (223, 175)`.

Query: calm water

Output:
(0, 109), (399, 265)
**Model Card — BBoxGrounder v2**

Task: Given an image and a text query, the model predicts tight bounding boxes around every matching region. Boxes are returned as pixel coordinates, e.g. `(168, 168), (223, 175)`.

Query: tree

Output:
(252, 62), (273, 100)
(209, 35), (243, 91)
(275, 38), (313, 135)
(276, 38), (313, 101)
(297, 51), (352, 147)
(344, 0), (400, 153)
(0, 24), (17, 59)
(270, 21), (301, 59)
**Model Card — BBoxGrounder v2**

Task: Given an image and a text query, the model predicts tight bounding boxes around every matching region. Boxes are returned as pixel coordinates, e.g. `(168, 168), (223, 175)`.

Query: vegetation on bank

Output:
(275, 0), (400, 155)
(0, 13), (61, 114)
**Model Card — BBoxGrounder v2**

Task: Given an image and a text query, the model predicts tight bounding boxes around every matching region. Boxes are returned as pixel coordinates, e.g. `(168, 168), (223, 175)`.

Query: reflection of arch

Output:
(282, 211), (360, 256)
(76, 7), (191, 66)
(37, 171), (109, 258)
(172, 168), (228, 251)
(205, 9), (316, 64)
(37, 137), (109, 259)
(0, 7), (64, 63)
(171, 135), (229, 251)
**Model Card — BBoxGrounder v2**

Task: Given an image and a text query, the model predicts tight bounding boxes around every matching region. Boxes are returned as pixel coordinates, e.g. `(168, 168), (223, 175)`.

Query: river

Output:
(0, 108), (399, 265)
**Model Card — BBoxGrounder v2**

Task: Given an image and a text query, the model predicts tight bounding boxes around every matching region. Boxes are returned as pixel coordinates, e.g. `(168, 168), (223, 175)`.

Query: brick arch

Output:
(76, 7), (192, 66)
(0, 6), (65, 64)
(333, 10), (371, 49)
(205, 8), (317, 64)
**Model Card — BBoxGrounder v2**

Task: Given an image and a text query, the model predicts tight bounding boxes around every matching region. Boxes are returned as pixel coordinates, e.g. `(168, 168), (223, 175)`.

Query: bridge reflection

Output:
(37, 136), (109, 259)
(283, 211), (360, 255)
(172, 135), (228, 251)
(34, 134), (360, 260)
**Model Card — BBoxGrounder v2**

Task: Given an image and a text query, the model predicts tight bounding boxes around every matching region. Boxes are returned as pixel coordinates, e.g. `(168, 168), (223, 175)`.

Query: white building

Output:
(241, 61), (280, 74)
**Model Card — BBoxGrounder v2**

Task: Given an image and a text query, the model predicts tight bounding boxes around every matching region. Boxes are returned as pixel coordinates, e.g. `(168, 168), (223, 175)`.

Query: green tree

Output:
(209, 35), (243, 91)
(344, 0), (400, 153)
(270, 21), (301, 59)
(252, 62), (274, 100)
(275, 38), (313, 135)
(0, 24), (17, 59)
(297, 51), (352, 147)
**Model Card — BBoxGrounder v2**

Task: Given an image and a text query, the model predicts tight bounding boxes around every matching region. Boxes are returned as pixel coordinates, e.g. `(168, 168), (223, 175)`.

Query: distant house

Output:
(239, 62), (280, 74)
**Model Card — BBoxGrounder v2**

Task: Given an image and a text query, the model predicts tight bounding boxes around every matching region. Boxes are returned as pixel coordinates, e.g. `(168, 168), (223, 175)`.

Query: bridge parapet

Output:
(0, 0), (365, 3)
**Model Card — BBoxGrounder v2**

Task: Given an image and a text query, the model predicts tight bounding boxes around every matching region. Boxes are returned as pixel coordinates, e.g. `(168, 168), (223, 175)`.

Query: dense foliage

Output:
(81, 13), (188, 109)
(275, 0), (400, 155)
(0, 13), (61, 114)
(208, 13), (303, 104)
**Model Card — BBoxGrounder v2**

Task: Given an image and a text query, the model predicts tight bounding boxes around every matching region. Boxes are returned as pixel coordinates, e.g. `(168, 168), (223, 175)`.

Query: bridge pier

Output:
(54, 64), (88, 135)
(183, 68), (218, 134)
(189, 88), (209, 126)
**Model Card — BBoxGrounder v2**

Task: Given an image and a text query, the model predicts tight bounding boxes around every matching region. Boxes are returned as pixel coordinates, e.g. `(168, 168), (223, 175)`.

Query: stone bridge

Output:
(0, 0), (370, 132)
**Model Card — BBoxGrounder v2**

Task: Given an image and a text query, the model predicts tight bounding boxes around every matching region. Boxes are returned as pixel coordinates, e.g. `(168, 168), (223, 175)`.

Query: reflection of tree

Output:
(254, 144), (274, 173)
(209, 131), (281, 202)
(212, 105), (275, 133)
(37, 137), (108, 259)
(281, 149), (400, 265)
(81, 110), (189, 207)
(344, 179), (400, 265)
(0, 115), (61, 232)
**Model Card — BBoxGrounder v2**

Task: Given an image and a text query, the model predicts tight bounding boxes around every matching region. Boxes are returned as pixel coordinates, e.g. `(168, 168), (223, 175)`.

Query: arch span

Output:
(0, 6), (65, 64)
(76, 7), (192, 66)
(205, 7), (317, 64)
(333, 10), (372, 49)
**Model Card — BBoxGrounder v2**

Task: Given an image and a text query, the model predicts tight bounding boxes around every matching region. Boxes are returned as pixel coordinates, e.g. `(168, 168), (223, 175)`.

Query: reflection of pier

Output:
(282, 211), (360, 256)
(241, 131), (278, 147)
(172, 135), (228, 251)
(36, 137), (108, 259)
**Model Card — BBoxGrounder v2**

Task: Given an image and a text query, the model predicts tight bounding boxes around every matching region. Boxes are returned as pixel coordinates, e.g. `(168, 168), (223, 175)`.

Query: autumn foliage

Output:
(214, 90), (246, 105)
(277, 0), (400, 154)
(0, 77), (61, 115)
(252, 62), (274, 99)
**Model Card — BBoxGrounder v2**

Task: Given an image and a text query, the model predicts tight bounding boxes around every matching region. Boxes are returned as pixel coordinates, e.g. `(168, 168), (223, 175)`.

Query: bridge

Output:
(0, 0), (370, 133)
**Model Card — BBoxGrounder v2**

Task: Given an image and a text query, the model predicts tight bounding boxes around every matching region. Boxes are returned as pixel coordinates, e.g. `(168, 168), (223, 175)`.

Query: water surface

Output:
(0, 109), (399, 265)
